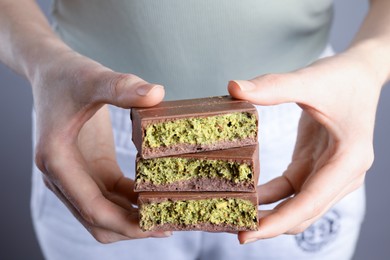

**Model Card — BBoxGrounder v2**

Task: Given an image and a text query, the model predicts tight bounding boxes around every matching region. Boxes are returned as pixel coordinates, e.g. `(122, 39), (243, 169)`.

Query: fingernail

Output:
(136, 84), (164, 96)
(242, 237), (258, 245)
(151, 231), (172, 238)
(229, 80), (255, 92)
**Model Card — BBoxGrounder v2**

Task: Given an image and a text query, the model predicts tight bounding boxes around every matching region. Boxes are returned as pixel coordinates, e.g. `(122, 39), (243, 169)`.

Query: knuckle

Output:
(106, 73), (122, 104)
(34, 148), (59, 178)
(34, 143), (48, 174)
(363, 148), (374, 171)
(357, 175), (366, 187)
(69, 65), (113, 105)
(256, 73), (298, 103)
(262, 74), (281, 94)
(261, 74), (282, 87)
(106, 73), (137, 105)
(41, 174), (61, 197)
(299, 192), (322, 219)
(353, 142), (375, 172)
(350, 175), (366, 192)
(79, 195), (106, 227)
(80, 206), (98, 227)
(289, 225), (307, 235)
(42, 176), (52, 190)
(69, 67), (97, 103)
(34, 152), (46, 174)
(306, 205), (322, 220)
(34, 142), (62, 177)
(91, 230), (116, 244)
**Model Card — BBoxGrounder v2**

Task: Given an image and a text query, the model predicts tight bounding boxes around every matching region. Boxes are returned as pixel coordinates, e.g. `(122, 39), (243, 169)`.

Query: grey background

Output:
(0, 0), (389, 259)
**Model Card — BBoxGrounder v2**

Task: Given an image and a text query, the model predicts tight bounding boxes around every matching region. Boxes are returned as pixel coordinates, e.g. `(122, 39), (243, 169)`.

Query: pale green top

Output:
(52, 0), (333, 100)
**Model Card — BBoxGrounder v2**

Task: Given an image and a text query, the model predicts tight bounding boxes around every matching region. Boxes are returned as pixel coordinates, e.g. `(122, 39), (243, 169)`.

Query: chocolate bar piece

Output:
(135, 145), (259, 192)
(138, 192), (258, 231)
(131, 96), (258, 159)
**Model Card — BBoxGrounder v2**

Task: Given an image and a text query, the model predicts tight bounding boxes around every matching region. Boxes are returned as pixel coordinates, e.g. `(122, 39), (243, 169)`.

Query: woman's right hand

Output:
(0, 0), (168, 243)
(31, 49), (168, 243)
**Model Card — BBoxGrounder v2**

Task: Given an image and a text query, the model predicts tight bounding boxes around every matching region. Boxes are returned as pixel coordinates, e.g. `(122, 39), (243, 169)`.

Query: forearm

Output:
(0, 0), (71, 82)
(345, 0), (390, 85)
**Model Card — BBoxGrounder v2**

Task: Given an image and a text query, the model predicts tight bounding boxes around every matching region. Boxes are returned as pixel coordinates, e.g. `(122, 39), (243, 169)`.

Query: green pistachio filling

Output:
(144, 112), (257, 148)
(137, 158), (252, 185)
(140, 198), (257, 230)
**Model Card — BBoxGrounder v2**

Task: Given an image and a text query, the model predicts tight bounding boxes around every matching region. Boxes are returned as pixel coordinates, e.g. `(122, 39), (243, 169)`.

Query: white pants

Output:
(31, 46), (365, 260)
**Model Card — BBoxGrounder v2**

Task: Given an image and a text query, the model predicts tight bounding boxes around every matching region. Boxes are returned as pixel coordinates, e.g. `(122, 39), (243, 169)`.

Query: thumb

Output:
(228, 73), (307, 106)
(98, 72), (165, 108)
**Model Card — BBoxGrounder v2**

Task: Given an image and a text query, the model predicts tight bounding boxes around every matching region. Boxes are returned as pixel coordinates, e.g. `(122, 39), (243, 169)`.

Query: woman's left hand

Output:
(228, 49), (384, 244)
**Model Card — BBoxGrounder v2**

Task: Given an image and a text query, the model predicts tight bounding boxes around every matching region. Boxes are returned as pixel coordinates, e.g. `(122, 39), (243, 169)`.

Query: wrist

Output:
(23, 36), (73, 85)
(345, 39), (390, 87)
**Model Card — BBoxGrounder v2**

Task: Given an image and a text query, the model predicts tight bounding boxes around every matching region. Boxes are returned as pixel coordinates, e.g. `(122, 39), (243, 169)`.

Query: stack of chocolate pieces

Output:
(131, 96), (260, 232)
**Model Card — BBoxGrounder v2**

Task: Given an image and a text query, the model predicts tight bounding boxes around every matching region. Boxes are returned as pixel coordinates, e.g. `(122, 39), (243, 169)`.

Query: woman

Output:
(0, 0), (389, 259)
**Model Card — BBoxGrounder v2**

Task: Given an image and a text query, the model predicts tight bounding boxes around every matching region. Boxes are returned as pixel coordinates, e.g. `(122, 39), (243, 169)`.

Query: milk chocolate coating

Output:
(135, 145), (259, 192)
(131, 96), (258, 159)
(138, 191), (259, 231)
(138, 191), (258, 204)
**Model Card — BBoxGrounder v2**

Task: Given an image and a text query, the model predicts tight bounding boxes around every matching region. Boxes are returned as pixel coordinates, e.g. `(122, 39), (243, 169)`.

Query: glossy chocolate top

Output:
(131, 96), (257, 121)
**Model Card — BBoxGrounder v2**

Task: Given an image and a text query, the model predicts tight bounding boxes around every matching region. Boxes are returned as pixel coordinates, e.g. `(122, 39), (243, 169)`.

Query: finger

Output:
(238, 151), (360, 244)
(230, 210), (275, 243)
(238, 190), (322, 244)
(227, 73), (309, 106)
(258, 209), (274, 218)
(257, 154), (314, 205)
(44, 143), (169, 240)
(112, 176), (139, 205)
(257, 176), (294, 205)
(86, 162), (138, 208)
(285, 173), (365, 234)
(77, 106), (138, 205)
(97, 71), (165, 108)
(82, 156), (135, 207)
(45, 174), (172, 243)
(42, 175), (137, 243)
(227, 75), (337, 136)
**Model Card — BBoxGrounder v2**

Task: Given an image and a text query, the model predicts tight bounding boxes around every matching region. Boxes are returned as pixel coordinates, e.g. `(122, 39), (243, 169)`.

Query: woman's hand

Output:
(32, 50), (168, 243)
(228, 49), (385, 244)
(0, 0), (169, 243)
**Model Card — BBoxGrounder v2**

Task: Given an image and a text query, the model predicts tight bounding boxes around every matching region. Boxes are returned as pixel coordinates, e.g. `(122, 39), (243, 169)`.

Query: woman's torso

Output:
(52, 0), (333, 100)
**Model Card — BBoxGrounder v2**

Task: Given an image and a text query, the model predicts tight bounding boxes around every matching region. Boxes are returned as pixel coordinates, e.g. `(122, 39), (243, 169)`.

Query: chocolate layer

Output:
(131, 96), (258, 159)
(138, 192), (258, 232)
(135, 145), (259, 192)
